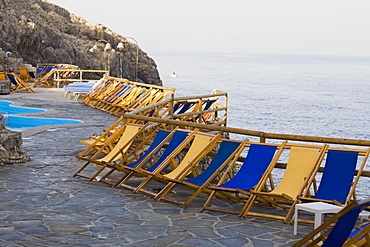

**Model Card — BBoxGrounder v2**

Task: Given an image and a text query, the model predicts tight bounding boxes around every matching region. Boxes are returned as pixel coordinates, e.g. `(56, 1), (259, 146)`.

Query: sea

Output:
(152, 51), (370, 200)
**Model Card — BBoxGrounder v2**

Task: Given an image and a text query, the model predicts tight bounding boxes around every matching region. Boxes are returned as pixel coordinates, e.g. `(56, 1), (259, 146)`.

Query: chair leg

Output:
(73, 161), (91, 178)
(114, 171), (134, 188)
(155, 182), (177, 201)
(134, 176), (153, 193)
(240, 195), (256, 218)
(183, 187), (205, 208)
(201, 190), (217, 212)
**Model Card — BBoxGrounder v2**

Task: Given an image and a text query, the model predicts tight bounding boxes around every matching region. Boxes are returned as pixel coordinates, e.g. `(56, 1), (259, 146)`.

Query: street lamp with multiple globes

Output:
(117, 37), (139, 82)
(89, 39), (113, 76)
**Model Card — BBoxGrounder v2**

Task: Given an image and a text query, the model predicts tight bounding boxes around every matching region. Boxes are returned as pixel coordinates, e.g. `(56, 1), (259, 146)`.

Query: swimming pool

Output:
(0, 100), (83, 131)
(0, 100), (46, 114)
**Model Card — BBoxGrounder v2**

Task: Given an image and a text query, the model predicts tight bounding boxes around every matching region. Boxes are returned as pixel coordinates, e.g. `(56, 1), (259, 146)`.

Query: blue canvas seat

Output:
(299, 148), (369, 206)
(154, 139), (245, 207)
(293, 197), (370, 247)
(202, 142), (285, 215)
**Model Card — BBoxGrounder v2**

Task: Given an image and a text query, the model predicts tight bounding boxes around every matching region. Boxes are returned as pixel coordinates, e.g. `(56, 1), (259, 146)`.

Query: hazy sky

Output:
(48, 0), (370, 56)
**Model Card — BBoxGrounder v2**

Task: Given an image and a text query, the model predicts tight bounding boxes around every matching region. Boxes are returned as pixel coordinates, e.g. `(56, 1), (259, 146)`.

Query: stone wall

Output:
(0, 0), (162, 85)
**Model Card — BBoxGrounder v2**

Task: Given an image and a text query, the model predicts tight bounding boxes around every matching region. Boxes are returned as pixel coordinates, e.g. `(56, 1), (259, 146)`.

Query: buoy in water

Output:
(171, 71), (177, 77)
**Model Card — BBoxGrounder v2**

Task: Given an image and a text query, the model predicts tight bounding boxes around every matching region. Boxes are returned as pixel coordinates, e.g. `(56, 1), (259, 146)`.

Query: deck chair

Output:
(299, 148), (370, 206)
(241, 144), (327, 223)
(35, 66), (45, 77)
(153, 139), (246, 207)
(113, 129), (196, 189)
(6, 73), (35, 93)
(202, 142), (286, 215)
(73, 123), (145, 180)
(134, 132), (222, 197)
(88, 128), (177, 183)
(293, 198), (370, 247)
(18, 68), (35, 82)
(33, 66), (60, 87)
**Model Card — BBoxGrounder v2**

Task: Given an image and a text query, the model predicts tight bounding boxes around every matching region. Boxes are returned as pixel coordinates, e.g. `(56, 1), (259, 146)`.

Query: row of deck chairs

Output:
(73, 122), (370, 246)
(79, 77), (174, 116)
(0, 64), (78, 93)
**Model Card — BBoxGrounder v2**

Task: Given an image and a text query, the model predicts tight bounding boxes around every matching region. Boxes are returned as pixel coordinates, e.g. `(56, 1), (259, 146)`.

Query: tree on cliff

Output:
(0, 0), (162, 85)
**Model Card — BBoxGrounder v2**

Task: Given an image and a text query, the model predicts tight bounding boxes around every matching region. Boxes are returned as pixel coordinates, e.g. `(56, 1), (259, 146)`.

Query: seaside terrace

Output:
(0, 71), (369, 246)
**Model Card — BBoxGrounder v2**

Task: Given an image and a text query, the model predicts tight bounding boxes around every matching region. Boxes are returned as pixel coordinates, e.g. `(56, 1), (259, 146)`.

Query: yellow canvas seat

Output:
(241, 144), (327, 223)
(6, 72), (35, 93)
(73, 123), (146, 180)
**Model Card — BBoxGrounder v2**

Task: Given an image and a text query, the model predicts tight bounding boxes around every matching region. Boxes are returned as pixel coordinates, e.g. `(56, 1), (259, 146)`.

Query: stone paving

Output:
(0, 88), (312, 246)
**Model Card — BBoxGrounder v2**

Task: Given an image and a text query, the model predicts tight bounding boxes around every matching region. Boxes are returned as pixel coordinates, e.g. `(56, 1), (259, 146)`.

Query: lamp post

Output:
(89, 39), (113, 76)
(117, 37), (139, 82)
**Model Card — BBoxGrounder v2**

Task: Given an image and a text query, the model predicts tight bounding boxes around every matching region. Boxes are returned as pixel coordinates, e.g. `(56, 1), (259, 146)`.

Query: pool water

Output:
(0, 100), (46, 114)
(0, 100), (83, 131)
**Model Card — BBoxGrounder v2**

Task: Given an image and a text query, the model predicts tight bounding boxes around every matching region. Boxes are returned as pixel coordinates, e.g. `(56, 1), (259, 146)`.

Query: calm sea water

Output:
(152, 52), (370, 199)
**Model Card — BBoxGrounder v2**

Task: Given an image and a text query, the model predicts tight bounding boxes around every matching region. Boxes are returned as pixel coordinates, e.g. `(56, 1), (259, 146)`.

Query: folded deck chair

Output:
(6, 73), (35, 93)
(113, 129), (195, 189)
(73, 123), (145, 180)
(88, 82), (130, 108)
(299, 148), (370, 206)
(202, 142), (286, 215)
(293, 198), (370, 247)
(88, 128), (177, 183)
(154, 139), (246, 207)
(95, 84), (132, 110)
(134, 132), (222, 197)
(241, 144), (327, 223)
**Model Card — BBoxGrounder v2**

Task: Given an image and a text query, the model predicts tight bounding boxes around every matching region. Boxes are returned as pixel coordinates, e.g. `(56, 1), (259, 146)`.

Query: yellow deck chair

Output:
(6, 73), (35, 93)
(17, 68), (36, 83)
(241, 144), (327, 223)
(32, 68), (56, 88)
(131, 132), (222, 195)
(74, 123), (145, 180)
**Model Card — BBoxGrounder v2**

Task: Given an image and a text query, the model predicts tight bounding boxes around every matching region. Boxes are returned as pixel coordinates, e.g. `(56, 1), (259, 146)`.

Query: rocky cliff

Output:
(0, 0), (162, 85)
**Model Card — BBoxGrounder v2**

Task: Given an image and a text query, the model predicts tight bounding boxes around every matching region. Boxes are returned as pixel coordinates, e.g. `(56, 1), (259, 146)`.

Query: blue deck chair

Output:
(293, 198), (370, 247)
(89, 129), (175, 183)
(299, 149), (365, 206)
(44, 66), (53, 74)
(202, 143), (285, 215)
(35, 66), (45, 76)
(6, 73), (35, 93)
(114, 130), (192, 189)
(154, 140), (245, 207)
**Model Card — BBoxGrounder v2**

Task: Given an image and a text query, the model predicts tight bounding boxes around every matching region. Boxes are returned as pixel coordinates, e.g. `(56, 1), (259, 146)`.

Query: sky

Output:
(48, 0), (370, 57)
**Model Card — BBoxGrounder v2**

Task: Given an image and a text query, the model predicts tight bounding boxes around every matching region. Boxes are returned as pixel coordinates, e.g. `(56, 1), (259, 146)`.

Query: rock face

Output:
(0, 0), (162, 85)
(0, 115), (30, 165)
